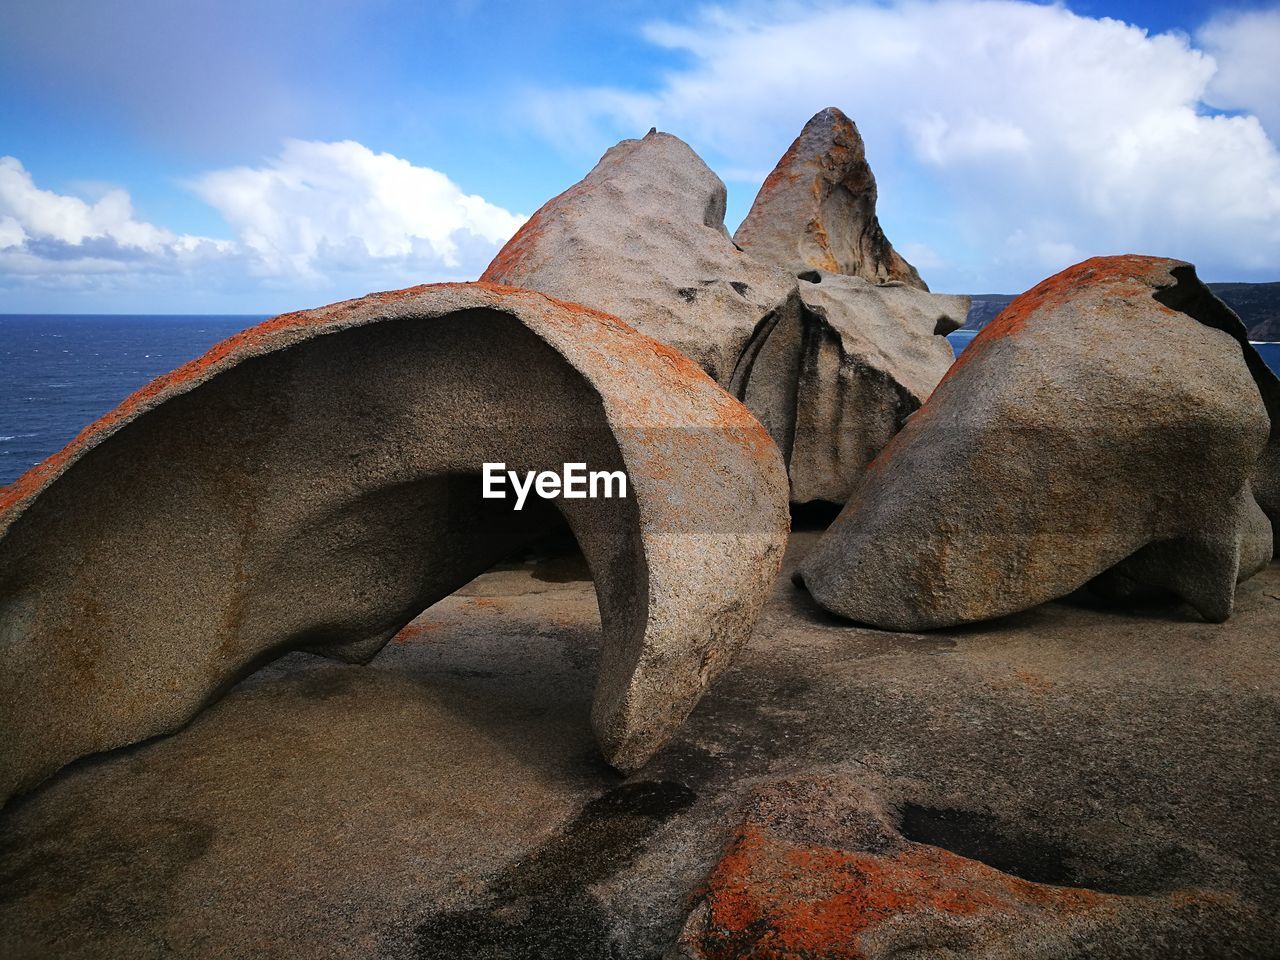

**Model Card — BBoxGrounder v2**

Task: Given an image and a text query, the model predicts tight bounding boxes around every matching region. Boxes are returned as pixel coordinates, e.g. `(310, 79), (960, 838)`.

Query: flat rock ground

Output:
(2, 531), (1278, 959)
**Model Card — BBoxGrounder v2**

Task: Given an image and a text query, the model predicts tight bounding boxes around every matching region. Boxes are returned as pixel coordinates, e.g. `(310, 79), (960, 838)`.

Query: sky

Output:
(1, 0), (1277, 313)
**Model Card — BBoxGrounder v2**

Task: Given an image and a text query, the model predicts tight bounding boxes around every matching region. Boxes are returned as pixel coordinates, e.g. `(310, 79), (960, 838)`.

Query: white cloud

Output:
(528, 0), (1280, 290)
(1199, 8), (1280, 141)
(0, 142), (525, 308)
(0, 156), (231, 272)
(0, 216), (25, 250)
(0, 158), (227, 263)
(190, 140), (525, 281)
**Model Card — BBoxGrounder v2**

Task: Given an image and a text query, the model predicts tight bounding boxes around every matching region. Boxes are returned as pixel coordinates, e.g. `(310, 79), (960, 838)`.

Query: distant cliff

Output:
(1209, 283), (1280, 340)
(964, 282), (1280, 340)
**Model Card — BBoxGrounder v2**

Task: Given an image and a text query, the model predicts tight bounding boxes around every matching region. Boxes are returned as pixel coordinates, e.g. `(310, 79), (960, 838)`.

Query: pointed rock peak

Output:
(482, 128), (732, 290)
(734, 106), (928, 291)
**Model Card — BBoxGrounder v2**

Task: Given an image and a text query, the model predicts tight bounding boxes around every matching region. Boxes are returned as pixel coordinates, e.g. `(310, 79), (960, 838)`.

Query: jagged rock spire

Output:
(735, 107), (928, 290)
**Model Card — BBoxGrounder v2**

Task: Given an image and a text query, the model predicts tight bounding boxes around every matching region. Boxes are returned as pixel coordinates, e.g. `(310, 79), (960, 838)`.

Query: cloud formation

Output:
(0, 143), (524, 309)
(0, 156), (230, 276)
(3, 0), (1278, 308)
(190, 140), (525, 281)
(1199, 7), (1280, 141)
(529, 0), (1280, 291)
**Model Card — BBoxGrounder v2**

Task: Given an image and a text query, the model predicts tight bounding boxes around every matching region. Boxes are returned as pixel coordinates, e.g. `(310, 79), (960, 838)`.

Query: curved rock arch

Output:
(0, 282), (790, 805)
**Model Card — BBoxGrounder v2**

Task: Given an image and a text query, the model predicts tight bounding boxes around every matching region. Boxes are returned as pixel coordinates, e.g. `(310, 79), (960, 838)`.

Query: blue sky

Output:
(1, 0), (1277, 313)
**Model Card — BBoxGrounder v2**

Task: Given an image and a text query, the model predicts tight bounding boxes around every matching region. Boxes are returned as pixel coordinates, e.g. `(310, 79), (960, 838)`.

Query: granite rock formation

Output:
(797, 256), (1273, 630)
(676, 773), (1245, 960)
(483, 122), (964, 505)
(739, 269), (967, 505)
(734, 106), (927, 290)
(482, 129), (799, 386)
(0, 282), (789, 806)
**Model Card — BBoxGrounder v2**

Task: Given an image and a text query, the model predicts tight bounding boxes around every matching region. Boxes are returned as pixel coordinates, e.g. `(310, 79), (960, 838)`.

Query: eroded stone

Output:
(734, 106), (927, 289)
(0, 282), (790, 805)
(482, 125), (965, 506)
(482, 129), (799, 386)
(797, 256), (1273, 629)
(739, 269), (967, 505)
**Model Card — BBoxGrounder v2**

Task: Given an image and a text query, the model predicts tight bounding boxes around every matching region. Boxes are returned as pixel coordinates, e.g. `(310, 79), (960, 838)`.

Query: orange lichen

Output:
(691, 823), (1120, 959)
(754, 137), (807, 199)
(481, 175), (595, 284)
(480, 207), (551, 283)
(392, 623), (442, 644)
(928, 255), (1180, 402)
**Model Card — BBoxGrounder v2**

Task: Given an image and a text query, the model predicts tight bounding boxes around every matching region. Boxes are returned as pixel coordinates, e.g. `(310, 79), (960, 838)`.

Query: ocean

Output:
(1, 317), (1278, 489)
(0, 315), (259, 487)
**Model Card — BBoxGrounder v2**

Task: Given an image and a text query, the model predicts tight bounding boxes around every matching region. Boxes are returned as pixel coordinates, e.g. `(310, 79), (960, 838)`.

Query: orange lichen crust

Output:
(933, 254), (1186, 396)
(480, 176), (594, 284)
(750, 107), (860, 213)
(688, 823), (1121, 959)
(391, 623), (443, 644)
(754, 132), (809, 201)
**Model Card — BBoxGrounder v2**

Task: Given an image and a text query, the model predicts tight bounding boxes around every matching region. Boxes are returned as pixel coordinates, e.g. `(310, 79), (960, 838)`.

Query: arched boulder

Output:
(0, 282), (790, 805)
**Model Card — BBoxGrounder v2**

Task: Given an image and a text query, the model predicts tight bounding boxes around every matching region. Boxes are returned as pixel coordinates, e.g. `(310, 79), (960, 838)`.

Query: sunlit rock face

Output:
(734, 106), (928, 290)
(797, 256), (1274, 630)
(482, 128), (799, 386)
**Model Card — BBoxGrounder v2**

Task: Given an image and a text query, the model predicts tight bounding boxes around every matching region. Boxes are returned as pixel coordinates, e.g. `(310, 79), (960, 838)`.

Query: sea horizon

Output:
(4, 311), (1279, 490)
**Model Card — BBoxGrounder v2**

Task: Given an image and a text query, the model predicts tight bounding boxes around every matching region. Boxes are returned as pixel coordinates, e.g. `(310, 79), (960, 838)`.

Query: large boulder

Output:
(733, 106), (927, 290)
(797, 256), (1273, 630)
(0, 282), (790, 806)
(482, 123), (964, 506)
(482, 129), (798, 385)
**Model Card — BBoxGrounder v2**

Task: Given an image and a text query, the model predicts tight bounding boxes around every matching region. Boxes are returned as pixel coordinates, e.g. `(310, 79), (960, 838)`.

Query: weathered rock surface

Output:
(676, 773), (1243, 959)
(482, 125), (963, 505)
(0, 282), (789, 806)
(1140, 262), (1280, 555)
(740, 270), (966, 505)
(1255, 439), (1280, 554)
(481, 129), (799, 385)
(2, 531), (1276, 958)
(797, 256), (1273, 630)
(734, 107), (927, 290)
